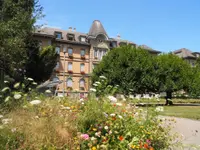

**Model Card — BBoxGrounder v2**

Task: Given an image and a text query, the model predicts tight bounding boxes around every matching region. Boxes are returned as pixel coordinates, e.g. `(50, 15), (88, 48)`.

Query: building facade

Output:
(33, 20), (161, 96)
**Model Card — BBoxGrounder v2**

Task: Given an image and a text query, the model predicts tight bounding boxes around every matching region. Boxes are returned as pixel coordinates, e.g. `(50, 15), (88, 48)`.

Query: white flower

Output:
(45, 90), (52, 94)
(99, 76), (107, 80)
(155, 106), (164, 112)
(30, 100), (41, 105)
(108, 96), (117, 103)
(32, 82), (37, 85)
(103, 112), (108, 118)
(93, 83), (98, 87)
(14, 83), (20, 89)
(79, 98), (84, 102)
(81, 102), (84, 105)
(110, 113), (116, 117)
(90, 88), (96, 92)
(118, 115), (123, 119)
(61, 106), (71, 110)
(35, 116), (39, 119)
(95, 81), (101, 85)
(0, 115), (3, 119)
(14, 94), (22, 100)
(27, 78), (34, 81)
(11, 128), (16, 133)
(95, 131), (101, 137)
(2, 118), (12, 124)
(91, 137), (97, 141)
(4, 81), (9, 84)
(104, 126), (109, 130)
(109, 130), (112, 135)
(116, 103), (122, 106)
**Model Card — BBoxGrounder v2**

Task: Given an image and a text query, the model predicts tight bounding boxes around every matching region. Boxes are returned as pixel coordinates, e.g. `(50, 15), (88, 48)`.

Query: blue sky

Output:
(38, 0), (200, 52)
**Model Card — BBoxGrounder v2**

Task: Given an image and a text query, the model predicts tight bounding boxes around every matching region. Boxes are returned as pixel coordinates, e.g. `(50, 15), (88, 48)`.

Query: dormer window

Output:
(55, 32), (62, 39)
(80, 36), (86, 42)
(67, 34), (75, 41)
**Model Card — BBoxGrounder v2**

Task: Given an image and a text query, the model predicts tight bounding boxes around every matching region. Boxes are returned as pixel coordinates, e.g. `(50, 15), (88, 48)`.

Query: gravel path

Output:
(162, 116), (200, 150)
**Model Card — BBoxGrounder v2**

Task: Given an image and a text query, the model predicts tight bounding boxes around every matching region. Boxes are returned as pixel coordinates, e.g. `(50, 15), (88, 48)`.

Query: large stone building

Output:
(34, 20), (160, 96)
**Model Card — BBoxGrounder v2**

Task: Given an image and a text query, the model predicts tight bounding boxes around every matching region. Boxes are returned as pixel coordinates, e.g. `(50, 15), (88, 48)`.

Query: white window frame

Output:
(80, 63), (85, 72)
(67, 78), (73, 87)
(79, 79), (85, 88)
(68, 62), (72, 71)
(68, 48), (73, 55)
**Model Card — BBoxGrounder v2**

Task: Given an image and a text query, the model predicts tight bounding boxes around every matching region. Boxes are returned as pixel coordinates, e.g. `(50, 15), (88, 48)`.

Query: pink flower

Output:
(80, 134), (89, 140)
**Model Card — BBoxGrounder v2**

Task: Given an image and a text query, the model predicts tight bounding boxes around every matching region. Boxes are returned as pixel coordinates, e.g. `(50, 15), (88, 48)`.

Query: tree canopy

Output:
(92, 46), (194, 96)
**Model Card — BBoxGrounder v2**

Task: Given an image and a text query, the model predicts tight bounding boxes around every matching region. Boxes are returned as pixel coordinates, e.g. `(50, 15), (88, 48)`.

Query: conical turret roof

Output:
(88, 20), (108, 37)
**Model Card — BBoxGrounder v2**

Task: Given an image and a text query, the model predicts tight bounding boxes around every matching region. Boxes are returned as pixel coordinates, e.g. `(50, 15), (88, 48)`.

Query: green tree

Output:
(0, 0), (43, 84)
(25, 39), (58, 83)
(92, 45), (156, 95)
(154, 54), (191, 104)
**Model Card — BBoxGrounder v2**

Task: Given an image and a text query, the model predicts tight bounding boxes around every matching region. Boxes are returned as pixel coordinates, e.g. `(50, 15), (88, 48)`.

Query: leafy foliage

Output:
(92, 46), (156, 95)
(0, 0), (43, 83)
(25, 39), (57, 83)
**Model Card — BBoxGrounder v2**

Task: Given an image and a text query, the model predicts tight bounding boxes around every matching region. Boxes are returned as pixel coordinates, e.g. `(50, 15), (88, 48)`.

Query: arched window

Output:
(96, 34), (108, 41)
(67, 78), (73, 87)
(79, 79), (85, 90)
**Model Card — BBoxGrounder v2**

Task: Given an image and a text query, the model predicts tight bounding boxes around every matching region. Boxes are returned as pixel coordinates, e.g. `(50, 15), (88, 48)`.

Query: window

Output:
(81, 49), (85, 56)
(52, 77), (59, 82)
(80, 37), (86, 42)
(79, 79), (85, 88)
(94, 49), (98, 58)
(80, 63), (85, 72)
(67, 34), (74, 41)
(68, 48), (73, 55)
(63, 46), (67, 53)
(55, 47), (60, 54)
(55, 32), (62, 39)
(67, 78), (73, 87)
(68, 62), (72, 71)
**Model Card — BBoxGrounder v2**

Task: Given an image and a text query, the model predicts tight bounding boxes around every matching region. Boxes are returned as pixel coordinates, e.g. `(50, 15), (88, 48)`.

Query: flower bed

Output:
(0, 97), (180, 149)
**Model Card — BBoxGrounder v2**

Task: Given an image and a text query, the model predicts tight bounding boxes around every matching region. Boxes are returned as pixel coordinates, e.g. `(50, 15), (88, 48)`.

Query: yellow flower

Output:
(140, 126), (144, 128)
(91, 146), (97, 150)
(92, 128), (97, 131)
(131, 145), (136, 148)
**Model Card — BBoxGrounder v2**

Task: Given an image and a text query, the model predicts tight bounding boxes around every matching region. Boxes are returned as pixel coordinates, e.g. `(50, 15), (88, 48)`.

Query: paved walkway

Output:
(162, 116), (200, 150)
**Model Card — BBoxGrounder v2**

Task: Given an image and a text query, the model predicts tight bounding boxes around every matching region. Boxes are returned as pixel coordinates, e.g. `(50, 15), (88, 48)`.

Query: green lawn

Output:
(130, 98), (200, 104)
(160, 106), (200, 120)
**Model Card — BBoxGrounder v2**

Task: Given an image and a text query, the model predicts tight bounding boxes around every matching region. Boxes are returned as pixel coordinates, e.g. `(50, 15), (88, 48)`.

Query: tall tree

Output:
(92, 45), (156, 95)
(154, 54), (191, 104)
(0, 0), (43, 84)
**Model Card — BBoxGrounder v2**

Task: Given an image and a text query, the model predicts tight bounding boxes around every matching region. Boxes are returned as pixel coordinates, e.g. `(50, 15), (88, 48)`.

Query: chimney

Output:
(74, 28), (76, 31)
(117, 34), (121, 39)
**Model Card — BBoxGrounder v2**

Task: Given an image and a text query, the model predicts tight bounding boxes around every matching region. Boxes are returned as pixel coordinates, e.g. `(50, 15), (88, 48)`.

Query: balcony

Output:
(80, 71), (85, 75)
(68, 70), (73, 74)
(81, 55), (85, 59)
(68, 54), (73, 59)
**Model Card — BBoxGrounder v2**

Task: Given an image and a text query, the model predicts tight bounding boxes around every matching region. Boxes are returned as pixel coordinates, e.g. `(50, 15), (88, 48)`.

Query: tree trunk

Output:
(165, 91), (173, 105)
